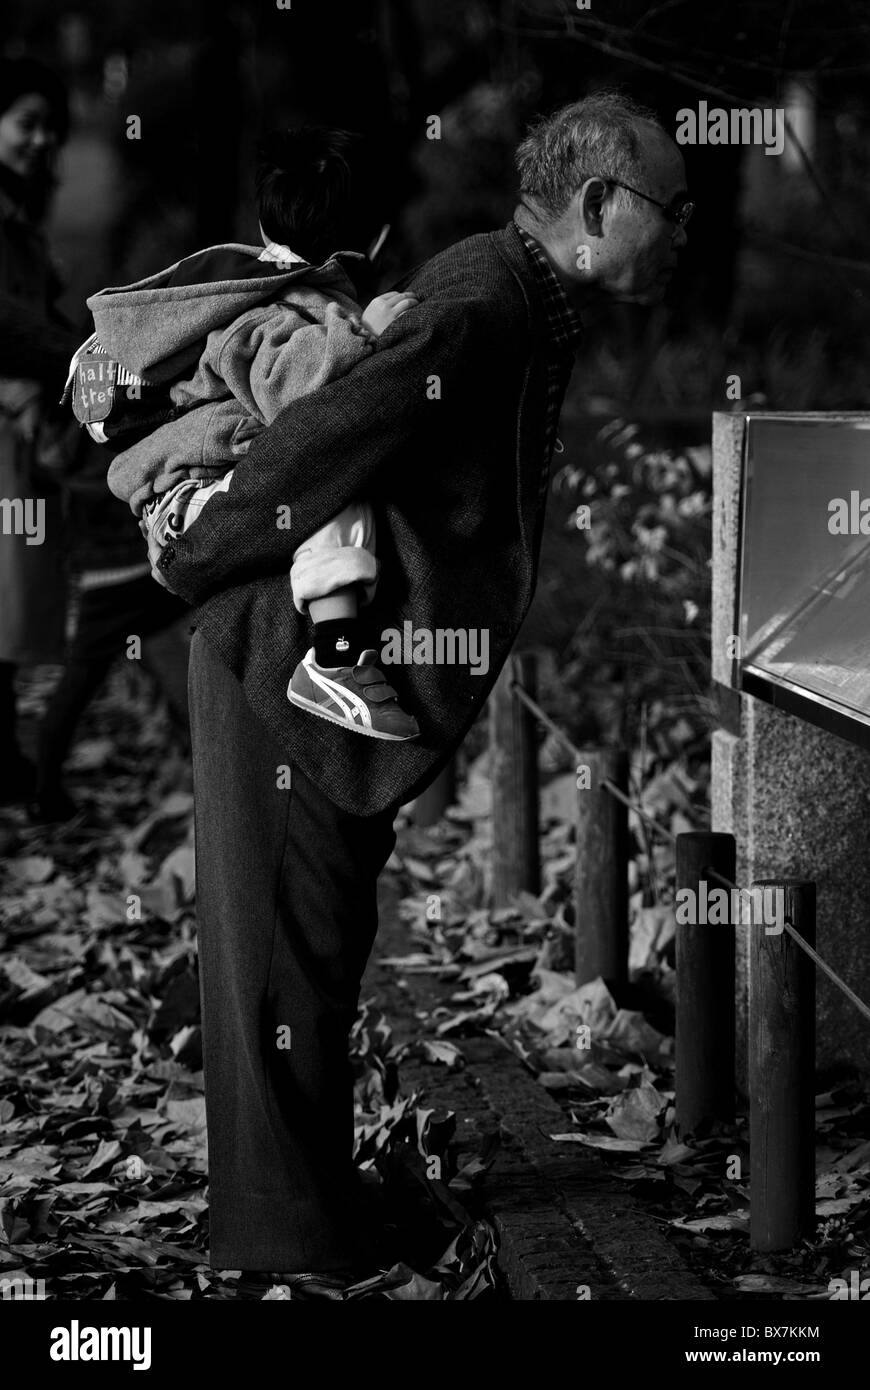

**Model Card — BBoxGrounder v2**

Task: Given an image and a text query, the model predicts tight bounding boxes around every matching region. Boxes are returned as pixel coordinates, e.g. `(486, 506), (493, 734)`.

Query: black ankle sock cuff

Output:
(312, 617), (365, 668)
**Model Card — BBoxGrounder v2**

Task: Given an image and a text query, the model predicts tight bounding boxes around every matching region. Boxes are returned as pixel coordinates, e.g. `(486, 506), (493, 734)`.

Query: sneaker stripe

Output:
(306, 667), (354, 720)
(306, 667), (374, 729)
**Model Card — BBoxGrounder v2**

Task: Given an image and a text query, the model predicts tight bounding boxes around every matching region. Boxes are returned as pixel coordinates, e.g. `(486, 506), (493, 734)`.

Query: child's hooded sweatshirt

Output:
(78, 242), (375, 516)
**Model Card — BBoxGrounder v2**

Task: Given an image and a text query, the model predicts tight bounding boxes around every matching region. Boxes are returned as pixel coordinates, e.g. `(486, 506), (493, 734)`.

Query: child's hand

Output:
(361, 291), (419, 338)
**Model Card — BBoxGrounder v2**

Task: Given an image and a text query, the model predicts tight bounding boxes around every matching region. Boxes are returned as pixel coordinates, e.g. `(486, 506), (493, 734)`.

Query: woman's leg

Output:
(35, 578), (189, 812)
(0, 660), (18, 759)
(0, 660), (34, 802)
(35, 591), (117, 808)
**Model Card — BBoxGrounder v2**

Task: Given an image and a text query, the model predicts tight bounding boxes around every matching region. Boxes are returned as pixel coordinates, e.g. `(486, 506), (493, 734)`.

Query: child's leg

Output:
(309, 591), (357, 622)
(287, 503), (418, 740)
(290, 503), (378, 618)
(292, 503), (376, 669)
(308, 587), (362, 668)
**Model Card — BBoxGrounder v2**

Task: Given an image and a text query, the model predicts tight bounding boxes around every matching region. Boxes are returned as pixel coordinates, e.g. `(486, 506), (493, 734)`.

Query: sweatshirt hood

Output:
(86, 242), (365, 382)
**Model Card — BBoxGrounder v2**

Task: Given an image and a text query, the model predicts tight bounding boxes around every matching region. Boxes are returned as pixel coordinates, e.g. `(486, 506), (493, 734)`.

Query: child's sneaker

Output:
(287, 648), (419, 740)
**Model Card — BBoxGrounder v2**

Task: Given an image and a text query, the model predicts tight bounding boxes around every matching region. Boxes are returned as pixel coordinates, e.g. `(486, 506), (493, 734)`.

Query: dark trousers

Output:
(36, 576), (188, 794)
(188, 630), (397, 1272)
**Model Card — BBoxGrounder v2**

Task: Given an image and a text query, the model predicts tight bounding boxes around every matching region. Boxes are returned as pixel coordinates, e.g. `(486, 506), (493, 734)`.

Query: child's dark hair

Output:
(255, 126), (379, 265)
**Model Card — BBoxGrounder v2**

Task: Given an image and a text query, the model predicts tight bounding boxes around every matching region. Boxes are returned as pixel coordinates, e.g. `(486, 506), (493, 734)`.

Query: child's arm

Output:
(115, 294), (420, 518)
(361, 291), (419, 339)
(188, 293), (419, 428)
(107, 396), (258, 515)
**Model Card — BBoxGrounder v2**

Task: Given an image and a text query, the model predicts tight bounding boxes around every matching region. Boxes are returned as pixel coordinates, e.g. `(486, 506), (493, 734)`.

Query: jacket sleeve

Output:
(176, 301), (377, 425)
(106, 397), (259, 515)
(156, 298), (508, 606)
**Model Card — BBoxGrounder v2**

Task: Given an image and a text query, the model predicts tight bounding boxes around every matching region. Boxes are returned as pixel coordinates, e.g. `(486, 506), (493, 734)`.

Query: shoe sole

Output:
(286, 689), (419, 741)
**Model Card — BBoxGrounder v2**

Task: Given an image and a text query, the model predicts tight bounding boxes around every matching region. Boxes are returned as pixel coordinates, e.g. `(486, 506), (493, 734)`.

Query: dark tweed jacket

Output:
(156, 222), (576, 816)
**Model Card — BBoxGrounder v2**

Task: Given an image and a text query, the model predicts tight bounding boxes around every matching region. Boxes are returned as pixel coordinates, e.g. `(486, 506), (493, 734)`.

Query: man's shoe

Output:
(263, 1268), (413, 1301)
(266, 1272), (352, 1301)
(234, 1269), (353, 1301)
(287, 648), (419, 741)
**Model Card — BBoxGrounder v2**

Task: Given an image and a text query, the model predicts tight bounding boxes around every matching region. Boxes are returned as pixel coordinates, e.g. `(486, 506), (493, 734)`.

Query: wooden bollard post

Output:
(574, 749), (629, 988)
(490, 652), (540, 904)
(674, 831), (737, 1138)
(749, 879), (815, 1251)
(412, 758), (457, 827)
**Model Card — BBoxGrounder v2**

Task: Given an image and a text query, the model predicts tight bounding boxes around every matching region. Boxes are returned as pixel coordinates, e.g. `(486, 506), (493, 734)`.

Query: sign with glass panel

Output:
(738, 415), (870, 744)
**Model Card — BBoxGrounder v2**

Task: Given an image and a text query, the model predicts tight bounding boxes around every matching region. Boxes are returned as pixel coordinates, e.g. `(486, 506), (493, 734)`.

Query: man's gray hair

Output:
(516, 90), (663, 219)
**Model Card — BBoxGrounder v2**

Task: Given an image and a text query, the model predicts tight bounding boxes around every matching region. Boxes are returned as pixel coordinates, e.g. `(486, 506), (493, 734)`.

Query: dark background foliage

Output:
(4, 0), (870, 764)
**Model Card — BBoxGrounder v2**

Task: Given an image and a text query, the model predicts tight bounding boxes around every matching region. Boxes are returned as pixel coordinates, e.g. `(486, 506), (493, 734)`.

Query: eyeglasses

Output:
(602, 178), (695, 228)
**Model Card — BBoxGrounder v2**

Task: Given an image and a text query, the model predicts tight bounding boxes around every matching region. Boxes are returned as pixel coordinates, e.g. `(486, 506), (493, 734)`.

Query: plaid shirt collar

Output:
(514, 222), (584, 352)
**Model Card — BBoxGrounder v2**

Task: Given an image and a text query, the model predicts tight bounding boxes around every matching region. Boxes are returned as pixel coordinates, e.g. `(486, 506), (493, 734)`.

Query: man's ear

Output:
(577, 178), (609, 238)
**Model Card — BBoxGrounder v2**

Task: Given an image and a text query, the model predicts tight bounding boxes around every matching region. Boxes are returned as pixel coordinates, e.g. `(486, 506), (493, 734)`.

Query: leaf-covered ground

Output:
(3, 658), (869, 1303)
(0, 664), (497, 1302)
(386, 746), (870, 1302)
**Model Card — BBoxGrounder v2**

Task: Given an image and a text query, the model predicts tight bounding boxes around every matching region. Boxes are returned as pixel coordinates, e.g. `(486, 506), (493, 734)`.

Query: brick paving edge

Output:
(367, 941), (716, 1303)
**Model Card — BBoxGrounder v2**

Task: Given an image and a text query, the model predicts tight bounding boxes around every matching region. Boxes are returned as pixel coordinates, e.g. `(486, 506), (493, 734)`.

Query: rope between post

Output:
(703, 866), (870, 1026)
(508, 680), (677, 843)
(599, 778), (677, 844)
(508, 679), (870, 1025)
(781, 923), (870, 1025)
(509, 680), (585, 763)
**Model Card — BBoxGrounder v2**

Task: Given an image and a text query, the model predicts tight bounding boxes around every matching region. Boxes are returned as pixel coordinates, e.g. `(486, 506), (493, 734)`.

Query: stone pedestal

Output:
(712, 413), (870, 1082)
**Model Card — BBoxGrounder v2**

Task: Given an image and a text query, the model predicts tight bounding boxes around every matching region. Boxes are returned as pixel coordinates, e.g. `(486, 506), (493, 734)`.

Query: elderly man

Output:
(154, 91), (690, 1294)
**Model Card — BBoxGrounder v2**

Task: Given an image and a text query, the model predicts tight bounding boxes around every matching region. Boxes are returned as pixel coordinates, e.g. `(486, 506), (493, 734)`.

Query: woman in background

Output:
(0, 57), (71, 803)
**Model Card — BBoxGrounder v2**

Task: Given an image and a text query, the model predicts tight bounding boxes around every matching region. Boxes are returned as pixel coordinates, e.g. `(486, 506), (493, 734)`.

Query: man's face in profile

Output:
(597, 126), (690, 306)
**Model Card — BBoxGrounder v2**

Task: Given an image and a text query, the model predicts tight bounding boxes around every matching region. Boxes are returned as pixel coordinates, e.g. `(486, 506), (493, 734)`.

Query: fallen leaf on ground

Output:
(606, 1078), (665, 1142)
(550, 1133), (650, 1152)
